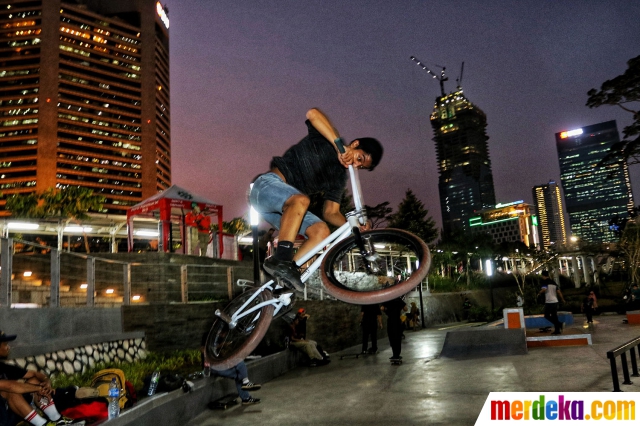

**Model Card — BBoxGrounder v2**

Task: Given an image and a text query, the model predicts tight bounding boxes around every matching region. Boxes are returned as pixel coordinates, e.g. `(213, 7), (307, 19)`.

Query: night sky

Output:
(164, 0), (640, 232)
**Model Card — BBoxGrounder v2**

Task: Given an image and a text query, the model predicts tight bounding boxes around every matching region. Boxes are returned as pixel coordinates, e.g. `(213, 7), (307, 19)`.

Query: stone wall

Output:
(4, 337), (147, 377)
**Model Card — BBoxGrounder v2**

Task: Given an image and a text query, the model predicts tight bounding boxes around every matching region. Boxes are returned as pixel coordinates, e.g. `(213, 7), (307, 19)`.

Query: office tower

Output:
(430, 89), (496, 236)
(0, 0), (170, 215)
(469, 200), (538, 247)
(532, 180), (567, 250)
(556, 120), (633, 244)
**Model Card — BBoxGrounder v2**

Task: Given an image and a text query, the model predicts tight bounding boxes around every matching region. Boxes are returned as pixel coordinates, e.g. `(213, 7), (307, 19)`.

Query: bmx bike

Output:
(205, 151), (431, 371)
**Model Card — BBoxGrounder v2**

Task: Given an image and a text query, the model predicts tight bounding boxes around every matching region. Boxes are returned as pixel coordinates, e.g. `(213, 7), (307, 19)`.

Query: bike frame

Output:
(219, 165), (368, 329)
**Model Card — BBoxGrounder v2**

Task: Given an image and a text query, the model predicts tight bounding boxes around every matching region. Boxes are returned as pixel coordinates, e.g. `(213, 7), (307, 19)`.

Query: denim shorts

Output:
(249, 172), (322, 237)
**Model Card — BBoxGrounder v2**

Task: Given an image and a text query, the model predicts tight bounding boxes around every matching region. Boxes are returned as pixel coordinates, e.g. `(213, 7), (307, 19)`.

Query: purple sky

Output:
(164, 1), (640, 232)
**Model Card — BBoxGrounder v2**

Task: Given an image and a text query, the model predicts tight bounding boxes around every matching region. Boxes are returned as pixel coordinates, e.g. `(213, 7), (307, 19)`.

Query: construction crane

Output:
(410, 55), (448, 97)
(456, 62), (464, 88)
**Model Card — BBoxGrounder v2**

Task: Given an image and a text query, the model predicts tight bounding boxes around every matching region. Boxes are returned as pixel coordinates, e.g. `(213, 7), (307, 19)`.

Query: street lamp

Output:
(249, 184), (260, 284)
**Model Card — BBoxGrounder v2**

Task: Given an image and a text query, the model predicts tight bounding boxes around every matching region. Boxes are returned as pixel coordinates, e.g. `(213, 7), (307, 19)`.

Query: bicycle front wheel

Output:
(320, 229), (430, 304)
(205, 289), (274, 371)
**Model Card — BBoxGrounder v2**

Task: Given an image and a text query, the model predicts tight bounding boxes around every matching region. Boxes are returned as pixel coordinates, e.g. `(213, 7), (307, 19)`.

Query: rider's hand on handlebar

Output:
(338, 145), (356, 168)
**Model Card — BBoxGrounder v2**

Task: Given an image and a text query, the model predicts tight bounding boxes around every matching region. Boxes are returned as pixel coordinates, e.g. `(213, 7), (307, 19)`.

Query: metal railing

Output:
(607, 336), (640, 391)
(0, 237), (251, 308)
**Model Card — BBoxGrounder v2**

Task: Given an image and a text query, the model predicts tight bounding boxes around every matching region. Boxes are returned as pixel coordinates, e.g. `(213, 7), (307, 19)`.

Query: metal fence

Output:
(0, 237), (250, 308)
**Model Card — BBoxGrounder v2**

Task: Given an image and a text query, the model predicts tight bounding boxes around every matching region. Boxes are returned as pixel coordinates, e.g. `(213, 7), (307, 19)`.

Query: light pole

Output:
(249, 185), (261, 284)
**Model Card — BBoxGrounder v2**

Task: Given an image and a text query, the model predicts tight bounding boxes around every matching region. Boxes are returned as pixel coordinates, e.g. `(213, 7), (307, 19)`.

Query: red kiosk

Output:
(126, 185), (224, 256)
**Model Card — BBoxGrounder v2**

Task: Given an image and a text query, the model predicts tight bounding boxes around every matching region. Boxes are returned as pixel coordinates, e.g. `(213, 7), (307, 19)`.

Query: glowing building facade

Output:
(532, 180), (567, 250)
(430, 89), (496, 236)
(0, 0), (170, 215)
(469, 200), (538, 247)
(556, 120), (633, 244)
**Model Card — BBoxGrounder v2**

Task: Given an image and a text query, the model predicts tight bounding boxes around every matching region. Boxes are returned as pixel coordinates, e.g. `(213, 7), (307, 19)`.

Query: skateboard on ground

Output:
(539, 326), (552, 333)
(390, 358), (402, 365)
(339, 353), (363, 360)
(208, 394), (238, 410)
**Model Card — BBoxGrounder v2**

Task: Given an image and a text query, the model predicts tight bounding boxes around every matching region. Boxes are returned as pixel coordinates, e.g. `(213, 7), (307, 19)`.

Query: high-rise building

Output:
(556, 120), (633, 244)
(532, 180), (567, 250)
(469, 200), (538, 248)
(430, 89), (496, 236)
(0, 0), (170, 215)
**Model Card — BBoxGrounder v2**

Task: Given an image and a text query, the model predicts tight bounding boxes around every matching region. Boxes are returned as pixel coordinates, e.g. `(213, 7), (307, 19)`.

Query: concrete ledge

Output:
(527, 334), (592, 347)
(627, 310), (640, 324)
(440, 328), (527, 359)
(101, 349), (302, 426)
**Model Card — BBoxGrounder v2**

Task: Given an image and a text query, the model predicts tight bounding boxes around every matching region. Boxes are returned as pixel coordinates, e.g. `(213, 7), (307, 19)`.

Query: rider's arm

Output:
(306, 108), (356, 167)
(322, 200), (347, 228)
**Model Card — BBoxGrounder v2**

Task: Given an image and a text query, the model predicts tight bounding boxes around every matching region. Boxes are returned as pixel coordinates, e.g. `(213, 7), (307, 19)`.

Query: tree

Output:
(388, 189), (438, 244)
(213, 217), (250, 235)
(587, 55), (640, 168)
(620, 219), (640, 285)
(365, 201), (392, 229)
(6, 187), (106, 253)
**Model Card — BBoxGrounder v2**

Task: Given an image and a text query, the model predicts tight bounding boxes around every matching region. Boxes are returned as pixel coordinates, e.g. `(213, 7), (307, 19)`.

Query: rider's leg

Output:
(277, 193), (310, 251)
(293, 221), (330, 262)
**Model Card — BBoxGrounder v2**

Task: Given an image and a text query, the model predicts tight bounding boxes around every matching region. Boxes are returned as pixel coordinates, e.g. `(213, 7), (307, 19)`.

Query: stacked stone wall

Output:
(4, 337), (147, 377)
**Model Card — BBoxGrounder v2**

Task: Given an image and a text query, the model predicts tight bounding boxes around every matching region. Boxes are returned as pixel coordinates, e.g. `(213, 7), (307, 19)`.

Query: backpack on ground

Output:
(90, 368), (128, 409)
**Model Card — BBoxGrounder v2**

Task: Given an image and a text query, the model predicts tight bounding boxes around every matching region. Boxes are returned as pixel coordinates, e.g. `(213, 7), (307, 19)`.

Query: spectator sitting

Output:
(0, 330), (85, 426)
(288, 308), (329, 367)
(200, 333), (261, 405)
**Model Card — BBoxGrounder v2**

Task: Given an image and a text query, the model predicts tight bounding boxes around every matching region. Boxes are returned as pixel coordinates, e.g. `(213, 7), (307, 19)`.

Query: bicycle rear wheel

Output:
(320, 229), (430, 304)
(205, 289), (274, 371)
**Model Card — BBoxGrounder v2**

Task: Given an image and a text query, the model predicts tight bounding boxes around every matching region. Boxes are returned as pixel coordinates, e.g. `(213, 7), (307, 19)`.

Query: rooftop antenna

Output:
(456, 62), (464, 88)
(410, 55), (448, 97)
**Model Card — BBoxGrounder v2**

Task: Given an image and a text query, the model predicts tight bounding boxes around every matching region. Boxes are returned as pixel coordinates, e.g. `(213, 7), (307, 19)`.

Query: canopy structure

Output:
(126, 185), (224, 255)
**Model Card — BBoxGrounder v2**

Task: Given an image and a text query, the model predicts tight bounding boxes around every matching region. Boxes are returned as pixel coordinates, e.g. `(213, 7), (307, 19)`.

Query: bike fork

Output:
(352, 228), (380, 274)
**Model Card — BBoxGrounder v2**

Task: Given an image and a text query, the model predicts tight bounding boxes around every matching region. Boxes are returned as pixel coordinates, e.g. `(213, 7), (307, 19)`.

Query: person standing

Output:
(537, 270), (566, 335)
(360, 304), (382, 354)
(582, 290), (598, 323)
(381, 297), (408, 362)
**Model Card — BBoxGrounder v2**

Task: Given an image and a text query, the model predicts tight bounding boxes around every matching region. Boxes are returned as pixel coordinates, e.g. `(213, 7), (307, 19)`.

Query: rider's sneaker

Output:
(241, 381), (261, 391)
(241, 397), (261, 405)
(263, 257), (303, 291)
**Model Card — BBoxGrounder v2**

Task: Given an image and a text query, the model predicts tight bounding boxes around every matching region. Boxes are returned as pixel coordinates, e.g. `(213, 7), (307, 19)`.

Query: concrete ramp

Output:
(440, 328), (528, 359)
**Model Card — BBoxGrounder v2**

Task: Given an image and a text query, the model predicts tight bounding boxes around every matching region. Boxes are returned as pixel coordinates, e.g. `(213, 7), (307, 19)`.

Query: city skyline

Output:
(164, 1), (640, 233)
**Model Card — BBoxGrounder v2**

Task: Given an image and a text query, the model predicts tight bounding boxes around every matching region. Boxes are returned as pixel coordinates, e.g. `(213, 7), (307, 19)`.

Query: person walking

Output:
(537, 270), (566, 335)
(582, 290), (598, 323)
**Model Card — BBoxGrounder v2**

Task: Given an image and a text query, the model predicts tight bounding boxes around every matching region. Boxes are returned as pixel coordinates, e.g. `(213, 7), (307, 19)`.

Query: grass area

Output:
(51, 349), (202, 393)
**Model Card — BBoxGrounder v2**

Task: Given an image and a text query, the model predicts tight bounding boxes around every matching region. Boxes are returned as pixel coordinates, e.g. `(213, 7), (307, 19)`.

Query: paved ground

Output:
(187, 314), (640, 426)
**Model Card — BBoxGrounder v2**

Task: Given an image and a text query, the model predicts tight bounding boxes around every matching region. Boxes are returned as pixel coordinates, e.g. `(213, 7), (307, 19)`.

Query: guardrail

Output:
(0, 237), (249, 307)
(606, 336), (640, 391)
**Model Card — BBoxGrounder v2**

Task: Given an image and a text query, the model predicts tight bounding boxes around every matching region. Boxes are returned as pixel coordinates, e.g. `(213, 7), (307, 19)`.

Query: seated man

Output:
(288, 309), (329, 367)
(0, 330), (85, 426)
(249, 108), (383, 290)
(200, 334), (261, 405)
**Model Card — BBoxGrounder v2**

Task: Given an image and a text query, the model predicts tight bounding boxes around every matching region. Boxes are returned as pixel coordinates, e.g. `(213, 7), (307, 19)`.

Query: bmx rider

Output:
(249, 108), (383, 290)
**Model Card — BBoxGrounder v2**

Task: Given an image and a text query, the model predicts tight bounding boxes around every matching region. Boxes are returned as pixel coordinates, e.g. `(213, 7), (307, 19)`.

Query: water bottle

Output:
(107, 378), (120, 419)
(148, 369), (161, 396)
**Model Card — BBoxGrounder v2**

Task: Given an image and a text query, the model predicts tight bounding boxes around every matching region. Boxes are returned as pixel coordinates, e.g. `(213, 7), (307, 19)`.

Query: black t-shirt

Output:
(361, 304), (381, 323)
(270, 120), (347, 203)
(382, 298), (406, 324)
(0, 361), (27, 381)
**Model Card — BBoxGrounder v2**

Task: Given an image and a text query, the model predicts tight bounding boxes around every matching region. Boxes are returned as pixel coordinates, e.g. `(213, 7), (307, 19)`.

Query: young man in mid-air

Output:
(249, 108), (383, 290)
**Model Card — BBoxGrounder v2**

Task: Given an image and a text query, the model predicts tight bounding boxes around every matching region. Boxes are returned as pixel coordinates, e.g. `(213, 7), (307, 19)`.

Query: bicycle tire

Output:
(205, 289), (274, 371)
(320, 229), (430, 304)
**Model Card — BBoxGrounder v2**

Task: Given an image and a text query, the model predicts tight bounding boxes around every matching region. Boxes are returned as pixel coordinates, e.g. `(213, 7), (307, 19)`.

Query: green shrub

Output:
(51, 349), (202, 392)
